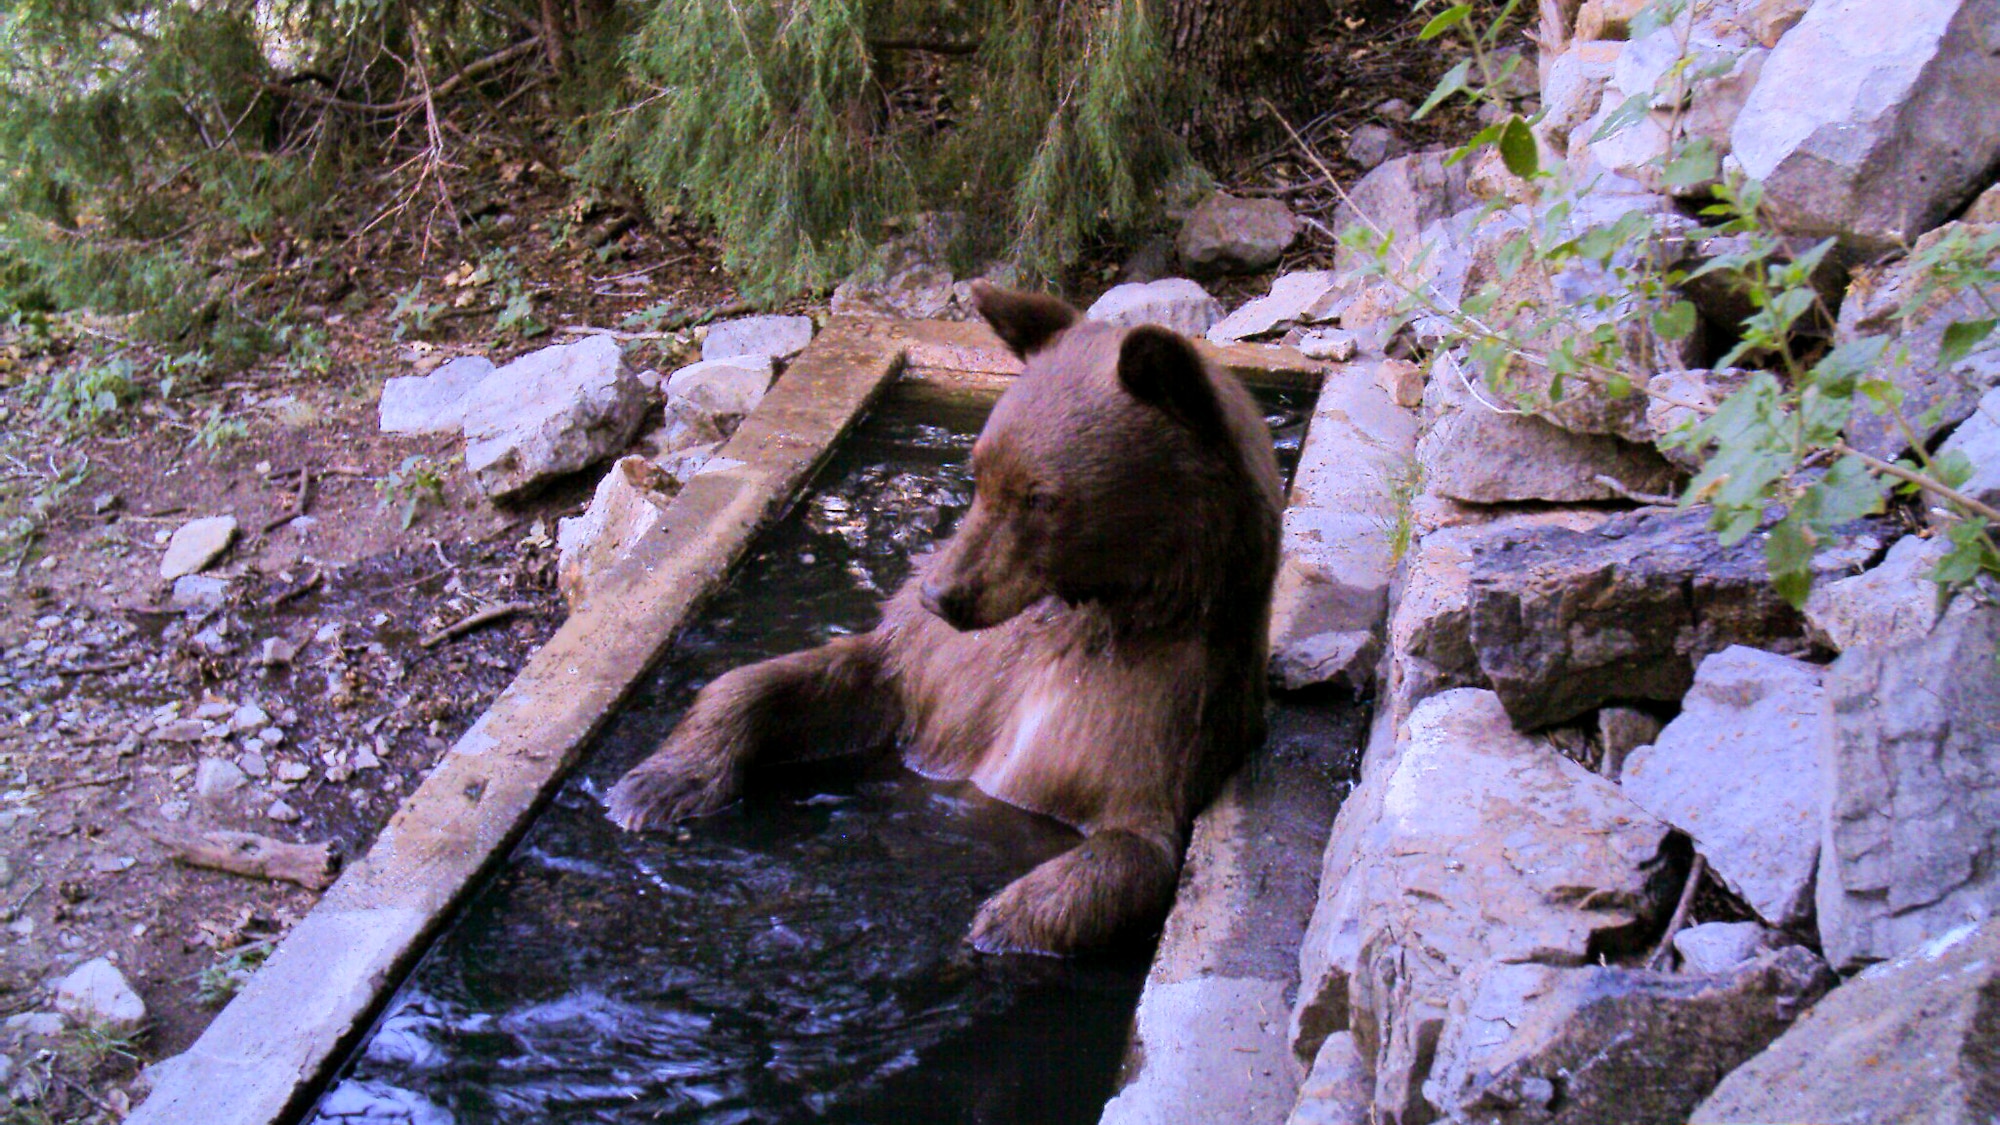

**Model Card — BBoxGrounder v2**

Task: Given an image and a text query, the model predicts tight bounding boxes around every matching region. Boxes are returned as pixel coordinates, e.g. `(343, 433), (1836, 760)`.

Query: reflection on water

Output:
(309, 385), (1319, 1125)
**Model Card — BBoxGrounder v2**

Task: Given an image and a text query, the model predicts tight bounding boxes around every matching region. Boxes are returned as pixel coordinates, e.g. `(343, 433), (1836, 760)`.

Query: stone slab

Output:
(125, 319), (906, 1125)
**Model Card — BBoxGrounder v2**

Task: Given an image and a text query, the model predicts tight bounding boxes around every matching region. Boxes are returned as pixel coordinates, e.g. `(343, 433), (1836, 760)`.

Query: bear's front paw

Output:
(603, 759), (735, 833)
(967, 886), (1063, 957)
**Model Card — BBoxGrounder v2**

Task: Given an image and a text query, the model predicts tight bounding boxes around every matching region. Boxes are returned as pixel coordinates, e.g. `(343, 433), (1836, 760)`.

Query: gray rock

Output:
(1645, 368), (1751, 470)
(378, 356), (496, 435)
(555, 456), (677, 610)
(1621, 646), (1826, 926)
(1730, 0), (2000, 255)
(1293, 329), (1359, 364)
(1465, 506), (1810, 729)
(700, 315), (813, 362)
(1085, 278), (1225, 338)
(1586, 8), (1766, 196)
(54, 958), (146, 1034)
(1935, 384), (2000, 519)
(1417, 354), (1679, 505)
(1178, 192), (1299, 275)
(266, 799), (299, 822)
(1343, 124), (1405, 172)
(170, 575), (230, 610)
(1290, 689), (1677, 1122)
(1266, 360), (1419, 693)
(831, 218), (962, 319)
(1382, 511), (1610, 729)
(666, 354), (775, 421)
(1673, 922), (1770, 974)
(194, 758), (247, 798)
(1372, 357), (1423, 407)
(1836, 223), (2000, 460)
(1538, 42), (1621, 156)
(1694, 920), (2000, 1125)
(159, 516), (237, 581)
(5, 1012), (64, 1038)
(1803, 534), (1949, 650)
(1332, 151), (1478, 276)
(1967, 181), (2000, 224)
(236, 749), (268, 779)
(1287, 1032), (1369, 1125)
(1207, 272), (1346, 344)
(1597, 705), (1662, 782)
(1818, 595), (2000, 971)
(460, 335), (649, 502)
(1427, 947), (1833, 1124)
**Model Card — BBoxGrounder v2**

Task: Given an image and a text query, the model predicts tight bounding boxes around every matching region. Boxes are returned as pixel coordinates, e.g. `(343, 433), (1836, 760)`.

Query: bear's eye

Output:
(1020, 488), (1057, 513)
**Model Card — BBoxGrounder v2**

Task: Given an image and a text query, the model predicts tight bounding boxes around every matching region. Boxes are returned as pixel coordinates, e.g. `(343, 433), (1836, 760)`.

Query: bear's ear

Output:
(1118, 324), (1226, 444)
(973, 282), (1079, 358)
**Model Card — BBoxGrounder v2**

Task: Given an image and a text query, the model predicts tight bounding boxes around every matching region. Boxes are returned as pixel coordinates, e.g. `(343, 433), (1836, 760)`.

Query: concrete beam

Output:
(127, 319), (905, 1125)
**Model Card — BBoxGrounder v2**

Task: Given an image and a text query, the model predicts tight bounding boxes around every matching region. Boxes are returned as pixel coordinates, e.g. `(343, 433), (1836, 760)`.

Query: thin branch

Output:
(259, 38), (542, 115)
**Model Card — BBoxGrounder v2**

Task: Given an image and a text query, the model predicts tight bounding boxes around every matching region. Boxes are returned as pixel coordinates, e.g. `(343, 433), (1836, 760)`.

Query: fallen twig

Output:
(266, 569), (324, 608)
(53, 659), (138, 677)
(1646, 853), (1707, 971)
(421, 600), (535, 648)
(43, 772), (129, 795)
(261, 466), (314, 534)
(140, 823), (339, 890)
(1593, 475), (1680, 507)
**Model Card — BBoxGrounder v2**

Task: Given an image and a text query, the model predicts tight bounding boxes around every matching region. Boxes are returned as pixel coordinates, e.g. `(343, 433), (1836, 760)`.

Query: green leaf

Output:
(1415, 59), (1472, 121)
(1763, 513), (1815, 609)
(1498, 115), (1539, 178)
(1941, 318), (1998, 367)
(1661, 137), (1719, 191)
(1935, 448), (1975, 491)
(1651, 300), (1698, 341)
(1418, 4), (1472, 39)
(1589, 93), (1651, 144)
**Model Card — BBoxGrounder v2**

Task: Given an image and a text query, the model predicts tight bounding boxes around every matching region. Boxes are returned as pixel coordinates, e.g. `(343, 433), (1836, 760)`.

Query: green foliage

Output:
(578, 0), (1199, 299)
(195, 940), (271, 1007)
(379, 453), (449, 528)
(1376, 0), (2000, 606)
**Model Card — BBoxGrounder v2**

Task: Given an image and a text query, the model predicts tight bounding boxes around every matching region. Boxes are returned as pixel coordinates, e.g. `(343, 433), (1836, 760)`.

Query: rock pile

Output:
(1211, 0), (2000, 1121)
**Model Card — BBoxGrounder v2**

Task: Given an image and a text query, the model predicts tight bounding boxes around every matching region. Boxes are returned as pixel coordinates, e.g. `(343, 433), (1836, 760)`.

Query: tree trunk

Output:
(1165, 0), (1332, 155)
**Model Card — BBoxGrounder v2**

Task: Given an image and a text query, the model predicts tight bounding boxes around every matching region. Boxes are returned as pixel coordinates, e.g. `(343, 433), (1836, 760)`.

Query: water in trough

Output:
(309, 384), (1348, 1125)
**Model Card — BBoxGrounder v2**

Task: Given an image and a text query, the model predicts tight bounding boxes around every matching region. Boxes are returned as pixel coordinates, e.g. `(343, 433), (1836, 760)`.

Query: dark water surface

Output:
(308, 385), (1320, 1125)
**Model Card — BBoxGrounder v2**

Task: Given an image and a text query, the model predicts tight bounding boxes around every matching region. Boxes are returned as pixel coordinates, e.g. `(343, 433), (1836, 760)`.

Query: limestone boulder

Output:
(1267, 360), (1418, 693)
(1382, 511), (1610, 729)
(1730, 0), (2000, 256)
(1818, 594), (2000, 971)
(1935, 384), (2000, 520)
(1836, 222), (2000, 460)
(1537, 42), (1621, 157)
(1672, 922), (1772, 975)
(1802, 533), (1948, 650)
(378, 355), (495, 435)
(1645, 368), (1750, 470)
(554, 456), (678, 610)
(160, 516), (237, 581)
(1290, 690), (1678, 1123)
(1620, 646), (1826, 926)
(1085, 278), (1225, 338)
(1287, 1032), (1369, 1125)
(1464, 506), (1809, 729)
(460, 335), (649, 501)
(55, 957), (147, 1034)
(1694, 920), (2000, 1125)
(1343, 125), (1405, 173)
(665, 354), (776, 422)
(1426, 947), (1833, 1125)
(1331, 151), (1477, 276)
(1207, 272), (1346, 345)
(1178, 192), (1299, 276)
(700, 315), (814, 362)
(1417, 353), (1679, 505)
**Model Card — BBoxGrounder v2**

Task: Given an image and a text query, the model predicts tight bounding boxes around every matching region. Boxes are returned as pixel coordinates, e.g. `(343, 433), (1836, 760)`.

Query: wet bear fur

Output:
(605, 284), (1283, 955)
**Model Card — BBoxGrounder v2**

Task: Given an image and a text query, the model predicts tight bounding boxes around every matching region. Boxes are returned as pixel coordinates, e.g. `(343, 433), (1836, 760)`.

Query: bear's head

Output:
(919, 284), (1282, 635)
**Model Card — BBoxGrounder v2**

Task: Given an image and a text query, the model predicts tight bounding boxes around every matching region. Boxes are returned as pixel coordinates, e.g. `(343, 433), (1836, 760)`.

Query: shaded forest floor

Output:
(0, 7), (1472, 1118)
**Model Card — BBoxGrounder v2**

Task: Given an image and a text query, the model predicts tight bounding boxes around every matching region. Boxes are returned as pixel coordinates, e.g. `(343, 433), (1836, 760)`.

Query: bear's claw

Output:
(603, 761), (734, 832)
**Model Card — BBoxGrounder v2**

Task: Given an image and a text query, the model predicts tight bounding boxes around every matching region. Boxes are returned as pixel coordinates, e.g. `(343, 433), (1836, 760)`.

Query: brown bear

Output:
(605, 284), (1283, 955)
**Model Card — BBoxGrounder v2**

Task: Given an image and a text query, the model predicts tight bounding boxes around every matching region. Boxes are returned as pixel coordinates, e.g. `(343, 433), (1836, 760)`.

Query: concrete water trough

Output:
(127, 315), (1385, 1125)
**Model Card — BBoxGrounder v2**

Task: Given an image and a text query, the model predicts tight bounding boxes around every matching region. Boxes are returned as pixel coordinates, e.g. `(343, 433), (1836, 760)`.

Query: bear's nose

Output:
(920, 580), (976, 631)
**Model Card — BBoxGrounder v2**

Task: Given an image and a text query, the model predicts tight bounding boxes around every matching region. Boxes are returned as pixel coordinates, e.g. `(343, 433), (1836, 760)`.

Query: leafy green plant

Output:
(194, 405), (249, 451)
(195, 940), (271, 1007)
(0, 455), (90, 564)
(379, 454), (450, 529)
(388, 283), (444, 341)
(1367, 0), (2000, 604)
(34, 355), (137, 431)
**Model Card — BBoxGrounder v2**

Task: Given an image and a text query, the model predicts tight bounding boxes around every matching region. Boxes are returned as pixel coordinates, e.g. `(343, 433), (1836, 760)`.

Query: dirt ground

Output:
(0, 10), (1473, 1119)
